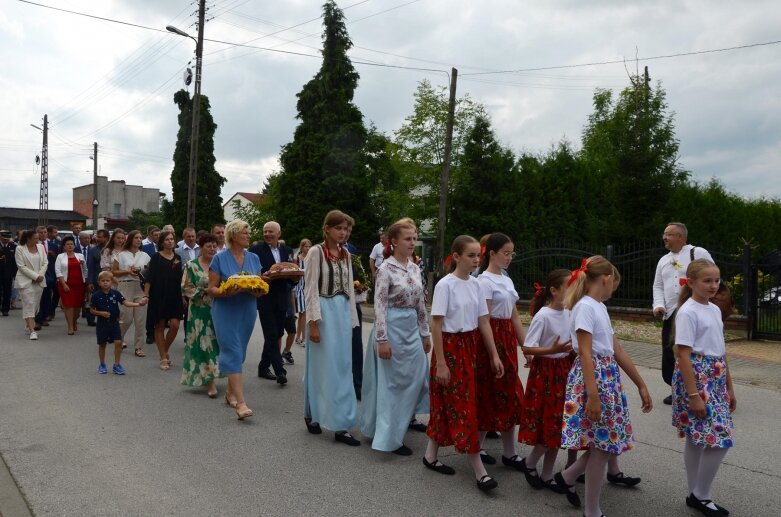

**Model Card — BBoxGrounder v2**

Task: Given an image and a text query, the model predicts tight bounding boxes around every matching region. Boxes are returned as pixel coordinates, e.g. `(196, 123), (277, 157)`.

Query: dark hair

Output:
(479, 232), (512, 271)
(383, 221), (416, 259)
(19, 229), (36, 246)
(61, 235), (75, 246)
(529, 269), (571, 316)
(198, 233), (218, 248)
(105, 228), (126, 252)
(147, 225), (159, 235)
(123, 230), (142, 251)
(447, 235), (478, 273)
(46, 225), (56, 232)
(96, 229), (110, 239)
(157, 230), (175, 250)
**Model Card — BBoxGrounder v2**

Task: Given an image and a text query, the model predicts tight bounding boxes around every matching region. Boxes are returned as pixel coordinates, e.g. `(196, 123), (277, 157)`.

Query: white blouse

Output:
(525, 307), (572, 359)
(431, 273), (488, 333)
(303, 244), (358, 327)
(373, 256), (430, 342)
(674, 298), (726, 357)
(570, 296), (614, 356)
(477, 271), (519, 319)
(114, 250), (151, 276)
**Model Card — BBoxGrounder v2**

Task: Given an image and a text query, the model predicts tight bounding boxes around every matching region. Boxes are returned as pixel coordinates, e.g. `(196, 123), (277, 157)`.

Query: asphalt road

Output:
(0, 311), (779, 516)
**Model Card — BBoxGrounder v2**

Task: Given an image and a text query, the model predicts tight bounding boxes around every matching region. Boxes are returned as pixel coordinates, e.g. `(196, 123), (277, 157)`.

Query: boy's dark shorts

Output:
(96, 322), (122, 345)
(283, 314), (296, 334)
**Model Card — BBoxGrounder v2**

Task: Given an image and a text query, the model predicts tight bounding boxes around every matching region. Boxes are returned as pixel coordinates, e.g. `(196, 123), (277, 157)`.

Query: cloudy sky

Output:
(2, 0), (780, 215)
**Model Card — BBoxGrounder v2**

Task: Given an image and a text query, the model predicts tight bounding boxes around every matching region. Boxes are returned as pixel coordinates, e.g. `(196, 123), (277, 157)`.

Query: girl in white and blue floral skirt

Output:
(672, 259), (736, 517)
(552, 256), (652, 517)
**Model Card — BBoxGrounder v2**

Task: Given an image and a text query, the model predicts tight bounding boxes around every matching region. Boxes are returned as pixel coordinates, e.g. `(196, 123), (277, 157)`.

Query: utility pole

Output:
(186, 0), (206, 229)
(436, 67), (458, 277)
(92, 142), (99, 229)
(38, 115), (49, 226)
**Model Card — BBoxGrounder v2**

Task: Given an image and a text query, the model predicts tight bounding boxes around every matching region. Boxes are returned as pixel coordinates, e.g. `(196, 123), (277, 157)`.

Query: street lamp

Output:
(166, 10), (204, 228)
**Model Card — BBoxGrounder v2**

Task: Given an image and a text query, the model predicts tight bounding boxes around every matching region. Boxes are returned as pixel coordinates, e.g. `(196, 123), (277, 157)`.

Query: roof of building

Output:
(0, 207), (87, 221)
(223, 192), (263, 207)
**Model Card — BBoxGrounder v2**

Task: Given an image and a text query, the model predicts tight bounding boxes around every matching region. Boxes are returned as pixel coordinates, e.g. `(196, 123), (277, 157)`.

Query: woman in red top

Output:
(55, 235), (87, 335)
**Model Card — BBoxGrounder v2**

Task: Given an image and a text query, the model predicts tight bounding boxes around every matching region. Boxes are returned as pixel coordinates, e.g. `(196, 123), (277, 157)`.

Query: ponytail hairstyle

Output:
(479, 232), (512, 272)
(677, 259), (719, 307)
(529, 269), (571, 316)
(564, 255), (615, 310)
(383, 220), (416, 259)
(446, 235), (478, 273)
(611, 265), (622, 291)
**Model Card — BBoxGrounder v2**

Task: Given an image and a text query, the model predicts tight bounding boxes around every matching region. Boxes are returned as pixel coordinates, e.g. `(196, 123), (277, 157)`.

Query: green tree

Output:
(272, 1), (377, 247)
(393, 79), (485, 233)
(448, 115), (519, 241)
(170, 89), (227, 231)
(127, 209), (165, 233)
(580, 75), (689, 242)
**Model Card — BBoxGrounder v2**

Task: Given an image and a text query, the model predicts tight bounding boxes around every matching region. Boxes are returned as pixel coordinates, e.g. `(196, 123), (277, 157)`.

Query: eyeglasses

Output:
(662, 232), (681, 238)
(500, 251), (516, 258)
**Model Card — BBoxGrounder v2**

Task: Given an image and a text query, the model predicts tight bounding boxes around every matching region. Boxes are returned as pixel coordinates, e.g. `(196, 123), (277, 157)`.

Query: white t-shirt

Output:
(369, 242), (385, 268)
(477, 271), (518, 319)
(570, 296), (614, 356)
(431, 273), (488, 333)
(525, 306), (572, 359)
(674, 298), (726, 357)
(115, 250), (151, 274)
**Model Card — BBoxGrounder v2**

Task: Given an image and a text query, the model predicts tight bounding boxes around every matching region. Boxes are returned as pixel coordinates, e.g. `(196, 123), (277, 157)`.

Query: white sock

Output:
(467, 452), (488, 481)
(584, 449), (609, 517)
(607, 453), (621, 476)
(683, 437), (703, 494)
(541, 448), (559, 481)
(693, 445), (729, 510)
(562, 449), (590, 485)
(501, 426), (518, 458)
(424, 439), (440, 463)
(525, 444), (546, 472)
(479, 431), (487, 451)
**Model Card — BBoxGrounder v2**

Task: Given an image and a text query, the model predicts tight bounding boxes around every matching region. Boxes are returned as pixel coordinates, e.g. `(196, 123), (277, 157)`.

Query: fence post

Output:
(742, 245), (751, 317)
(605, 244), (614, 262)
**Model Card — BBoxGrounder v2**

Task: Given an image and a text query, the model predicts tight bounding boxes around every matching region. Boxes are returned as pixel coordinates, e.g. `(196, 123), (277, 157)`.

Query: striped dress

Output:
(293, 255), (306, 314)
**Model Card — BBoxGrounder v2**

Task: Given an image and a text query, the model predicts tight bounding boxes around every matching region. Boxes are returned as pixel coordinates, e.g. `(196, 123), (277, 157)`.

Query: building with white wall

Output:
(73, 176), (162, 229)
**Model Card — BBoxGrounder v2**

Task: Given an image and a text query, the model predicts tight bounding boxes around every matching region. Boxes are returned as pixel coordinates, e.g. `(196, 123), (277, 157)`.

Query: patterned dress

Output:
(180, 259), (222, 386)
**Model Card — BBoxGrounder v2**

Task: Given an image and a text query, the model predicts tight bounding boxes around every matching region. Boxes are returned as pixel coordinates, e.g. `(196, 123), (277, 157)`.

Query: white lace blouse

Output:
(374, 256), (430, 342)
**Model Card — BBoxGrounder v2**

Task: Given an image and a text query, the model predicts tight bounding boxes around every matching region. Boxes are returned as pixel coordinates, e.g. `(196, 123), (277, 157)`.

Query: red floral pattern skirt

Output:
(518, 355), (573, 448)
(474, 318), (524, 431)
(427, 330), (480, 454)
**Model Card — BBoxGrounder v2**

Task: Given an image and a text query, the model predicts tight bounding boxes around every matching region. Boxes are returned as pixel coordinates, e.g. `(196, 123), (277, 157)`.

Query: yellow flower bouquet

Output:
(219, 272), (269, 295)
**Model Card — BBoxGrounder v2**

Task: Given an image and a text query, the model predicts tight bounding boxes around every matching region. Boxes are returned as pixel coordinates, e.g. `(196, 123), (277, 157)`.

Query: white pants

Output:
(19, 284), (44, 319)
(117, 280), (147, 350)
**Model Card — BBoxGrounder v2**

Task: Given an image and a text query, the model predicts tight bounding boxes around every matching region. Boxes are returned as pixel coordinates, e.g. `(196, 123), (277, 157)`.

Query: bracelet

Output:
(687, 392), (699, 398)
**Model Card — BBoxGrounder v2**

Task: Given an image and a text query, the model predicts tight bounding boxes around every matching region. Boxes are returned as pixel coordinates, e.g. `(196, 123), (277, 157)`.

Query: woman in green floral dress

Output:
(180, 233), (222, 397)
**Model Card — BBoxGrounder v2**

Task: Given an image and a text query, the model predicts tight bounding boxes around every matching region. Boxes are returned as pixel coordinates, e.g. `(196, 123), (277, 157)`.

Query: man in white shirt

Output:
(369, 231), (387, 280)
(211, 224), (226, 251)
(652, 222), (713, 404)
(176, 227), (200, 262)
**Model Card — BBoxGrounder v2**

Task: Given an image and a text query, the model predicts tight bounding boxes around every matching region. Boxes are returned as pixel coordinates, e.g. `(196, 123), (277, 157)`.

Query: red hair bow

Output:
(533, 282), (544, 297)
(679, 277), (688, 287)
(443, 254), (453, 268)
(480, 245), (486, 260)
(567, 258), (589, 287)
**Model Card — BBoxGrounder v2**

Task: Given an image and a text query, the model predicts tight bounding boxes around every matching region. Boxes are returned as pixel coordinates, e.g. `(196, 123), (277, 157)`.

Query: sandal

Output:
(224, 393), (238, 408)
(236, 403), (253, 420)
(553, 472), (581, 507)
(159, 360), (170, 371)
(476, 475), (498, 492)
(134, 349), (146, 357)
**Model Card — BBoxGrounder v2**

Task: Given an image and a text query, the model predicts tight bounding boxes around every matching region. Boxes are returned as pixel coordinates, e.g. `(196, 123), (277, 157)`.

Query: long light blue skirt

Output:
(360, 307), (430, 451)
(304, 295), (357, 432)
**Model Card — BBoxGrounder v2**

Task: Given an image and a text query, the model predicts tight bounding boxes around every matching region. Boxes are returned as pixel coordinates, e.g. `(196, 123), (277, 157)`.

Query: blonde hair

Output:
(98, 271), (114, 282)
(564, 255), (616, 309)
(395, 217), (417, 229)
(224, 219), (250, 246)
(677, 259), (719, 307)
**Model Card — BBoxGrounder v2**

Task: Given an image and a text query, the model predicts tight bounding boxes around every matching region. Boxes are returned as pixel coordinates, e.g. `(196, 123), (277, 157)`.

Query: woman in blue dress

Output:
(207, 219), (262, 420)
(360, 220), (430, 456)
(303, 210), (360, 446)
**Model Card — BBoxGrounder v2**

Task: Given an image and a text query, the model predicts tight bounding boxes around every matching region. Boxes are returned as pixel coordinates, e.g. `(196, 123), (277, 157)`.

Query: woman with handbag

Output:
(112, 230), (151, 357)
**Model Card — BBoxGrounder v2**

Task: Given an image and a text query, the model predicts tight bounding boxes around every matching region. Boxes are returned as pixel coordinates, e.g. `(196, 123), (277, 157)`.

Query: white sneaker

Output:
(29, 331), (38, 340)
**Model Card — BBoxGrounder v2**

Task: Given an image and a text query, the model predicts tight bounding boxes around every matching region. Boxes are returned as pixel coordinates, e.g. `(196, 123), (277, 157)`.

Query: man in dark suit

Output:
(249, 221), (294, 386)
(0, 230), (18, 316)
(71, 223), (85, 254)
(78, 231), (96, 325)
(34, 225), (60, 329)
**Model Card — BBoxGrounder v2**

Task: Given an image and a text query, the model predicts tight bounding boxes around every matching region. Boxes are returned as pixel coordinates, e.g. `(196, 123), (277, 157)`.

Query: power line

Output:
(461, 39), (781, 76)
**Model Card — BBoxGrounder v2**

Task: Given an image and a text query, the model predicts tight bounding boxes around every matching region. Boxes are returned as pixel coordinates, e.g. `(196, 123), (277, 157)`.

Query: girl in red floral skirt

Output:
(518, 269), (577, 489)
(423, 235), (505, 492)
(474, 233), (526, 469)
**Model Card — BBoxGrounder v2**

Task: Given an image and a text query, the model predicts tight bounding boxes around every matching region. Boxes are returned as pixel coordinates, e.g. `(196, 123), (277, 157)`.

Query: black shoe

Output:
(335, 431), (360, 446)
(392, 444), (413, 456)
(554, 472), (581, 507)
(276, 373), (288, 385)
(1, 312), (8, 317)
(486, 431), (500, 439)
(422, 457), (455, 475)
(258, 368), (277, 380)
(476, 475), (498, 492)
(480, 450), (497, 465)
(282, 351), (295, 365)
(520, 457), (544, 489)
(354, 385), (361, 401)
(542, 478), (561, 493)
(663, 394), (673, 405)
(305, 418), (322, 434)
(408, 419), (427, 432)
(146, 336), (154, 344)
(686, 493), (729, 516)
(576, 473), (585, 483)
(501, 454), (525, 472)
(607, 472), (641, 487)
